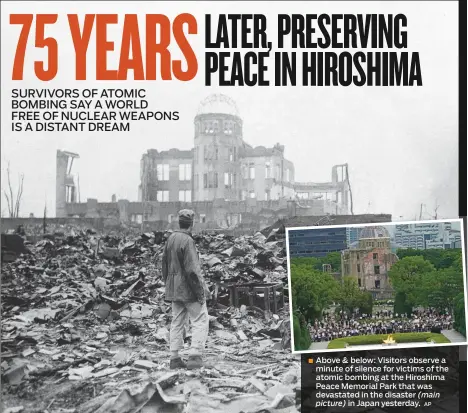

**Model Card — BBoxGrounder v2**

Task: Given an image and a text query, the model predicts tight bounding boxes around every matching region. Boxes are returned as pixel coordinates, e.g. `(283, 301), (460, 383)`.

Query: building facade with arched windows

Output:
(138, 94), (350, 211)
(341, 226), (399, 299)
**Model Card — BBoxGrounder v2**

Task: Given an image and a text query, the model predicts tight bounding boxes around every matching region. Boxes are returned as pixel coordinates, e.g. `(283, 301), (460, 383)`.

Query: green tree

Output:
(396, 248), (462, 270)
(388, 256), (436, 306)
(453, 292), (466, 337)
(394, 291), (413, 317)
(322, 252), (342, 272)
(290, 266), (340, 323)
(290, 253), (342, 273)
(420, 267), (464, 313)
(290, 257), (323, 272)
(451, 254), (463, 273)
(293, 313), (311, 350)
(337, 276), (363, 315)
(358, 291), (374, 315)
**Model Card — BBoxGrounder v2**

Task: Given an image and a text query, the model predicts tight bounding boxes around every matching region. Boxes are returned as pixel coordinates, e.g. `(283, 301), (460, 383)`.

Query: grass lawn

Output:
(327, 332), (451, 349)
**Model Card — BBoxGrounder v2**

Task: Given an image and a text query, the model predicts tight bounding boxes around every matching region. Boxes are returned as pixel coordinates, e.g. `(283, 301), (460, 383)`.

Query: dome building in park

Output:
(341, 226), (399, 300)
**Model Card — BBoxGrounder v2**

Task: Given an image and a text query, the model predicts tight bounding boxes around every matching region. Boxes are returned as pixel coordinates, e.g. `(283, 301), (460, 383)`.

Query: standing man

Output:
(162, 209), (209, 370)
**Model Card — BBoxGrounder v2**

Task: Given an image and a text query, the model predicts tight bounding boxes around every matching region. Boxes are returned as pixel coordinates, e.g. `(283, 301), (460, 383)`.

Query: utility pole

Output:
(43, 203), (47, 234)
(419, 203), (423, 220)
(77, 175), (81, 203)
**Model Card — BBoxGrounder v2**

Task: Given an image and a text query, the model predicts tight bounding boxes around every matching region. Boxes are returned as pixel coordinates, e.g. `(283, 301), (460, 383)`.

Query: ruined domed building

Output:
(56, 94), (362, 231)
(139, 94), (297, 203)
(136, 94), (352, 228)
(341, 226), (398, 300)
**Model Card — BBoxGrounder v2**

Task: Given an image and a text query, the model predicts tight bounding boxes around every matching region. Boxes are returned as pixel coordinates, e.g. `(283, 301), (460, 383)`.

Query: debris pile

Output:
(196, 231), (287, 285)
(1, 226), (299, 413)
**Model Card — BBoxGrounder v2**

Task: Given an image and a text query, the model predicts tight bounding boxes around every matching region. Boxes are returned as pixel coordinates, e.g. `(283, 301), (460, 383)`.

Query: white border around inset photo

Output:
(285, 218), (468, 354)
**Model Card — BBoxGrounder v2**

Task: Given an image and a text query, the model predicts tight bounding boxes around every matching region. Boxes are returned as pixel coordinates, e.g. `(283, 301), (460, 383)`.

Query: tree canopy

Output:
(390, 249), (464, 315)
(290, 253), (373, 324)
(336, 276), (362, 314)
(454, 292), (466, 337)
(290, 248), (465, 340)
(291, 252), (342, 273)
(290, 261), (340, 323)
(396, 248), (462, 270)
(293, 313), (311, 350)
(388, 256), (436, 306)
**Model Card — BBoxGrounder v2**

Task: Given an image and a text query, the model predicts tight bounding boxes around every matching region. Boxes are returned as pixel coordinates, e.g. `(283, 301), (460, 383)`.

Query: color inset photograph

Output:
(286, 219), (467, 353)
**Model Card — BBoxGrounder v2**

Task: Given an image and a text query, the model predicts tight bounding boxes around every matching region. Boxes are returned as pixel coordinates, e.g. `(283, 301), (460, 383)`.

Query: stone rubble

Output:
(1, 226), (299, 413)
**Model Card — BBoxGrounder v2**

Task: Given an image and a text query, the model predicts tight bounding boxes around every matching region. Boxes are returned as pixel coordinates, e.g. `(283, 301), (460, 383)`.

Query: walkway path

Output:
(309, 341), (330, 350)
(441, 329), (467, 343)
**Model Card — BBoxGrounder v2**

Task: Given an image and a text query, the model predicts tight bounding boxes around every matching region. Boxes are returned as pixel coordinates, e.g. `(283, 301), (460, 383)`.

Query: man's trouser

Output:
(170, 301), (209, 356)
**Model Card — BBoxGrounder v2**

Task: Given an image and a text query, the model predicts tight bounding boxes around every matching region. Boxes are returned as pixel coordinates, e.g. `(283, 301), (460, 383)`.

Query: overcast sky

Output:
(0, 1), (459, 220)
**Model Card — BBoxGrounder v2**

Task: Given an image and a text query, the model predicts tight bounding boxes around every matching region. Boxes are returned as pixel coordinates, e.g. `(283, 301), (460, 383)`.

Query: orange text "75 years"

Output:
(9, 14), (198, 81)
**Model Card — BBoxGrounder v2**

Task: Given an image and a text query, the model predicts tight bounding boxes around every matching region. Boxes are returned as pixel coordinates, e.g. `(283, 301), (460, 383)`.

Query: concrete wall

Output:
(3, 212), (395, 241)
(61, 200), (392, 231)
(1, 217), (113, 232)
(284, 214), (392, 228)
(65, 198), (296, 220)
(50, 198), (300, 233)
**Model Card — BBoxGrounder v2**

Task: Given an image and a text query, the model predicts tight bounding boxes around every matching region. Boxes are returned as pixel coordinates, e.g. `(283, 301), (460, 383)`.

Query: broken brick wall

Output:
(0, 217), (114, 234)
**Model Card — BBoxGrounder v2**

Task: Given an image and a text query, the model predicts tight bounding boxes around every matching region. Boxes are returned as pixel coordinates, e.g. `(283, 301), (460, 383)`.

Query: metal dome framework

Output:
(197, 94), (240, 117)
(359, 226), (390, 239)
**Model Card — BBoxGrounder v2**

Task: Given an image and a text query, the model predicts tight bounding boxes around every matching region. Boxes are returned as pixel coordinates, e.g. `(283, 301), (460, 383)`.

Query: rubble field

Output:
(2, 226), (300, 413)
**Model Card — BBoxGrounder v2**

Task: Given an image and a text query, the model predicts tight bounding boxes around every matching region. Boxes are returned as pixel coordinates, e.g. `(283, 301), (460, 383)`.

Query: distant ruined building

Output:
(56, 94), (362, 232)
(56, 150), (80, 217)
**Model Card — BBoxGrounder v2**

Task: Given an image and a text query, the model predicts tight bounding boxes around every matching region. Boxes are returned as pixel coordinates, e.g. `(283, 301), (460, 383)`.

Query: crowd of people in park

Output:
(308, 308), (454, 342)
